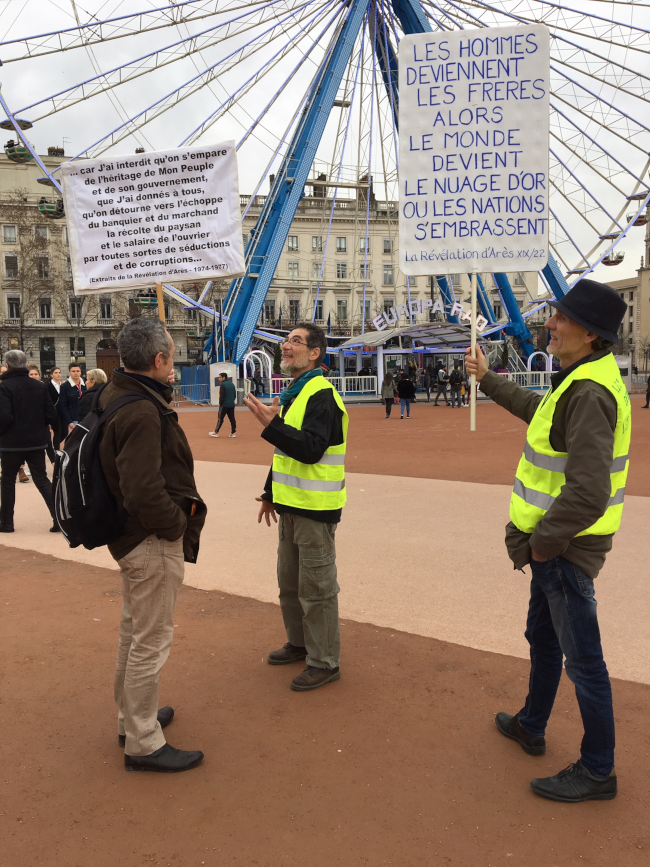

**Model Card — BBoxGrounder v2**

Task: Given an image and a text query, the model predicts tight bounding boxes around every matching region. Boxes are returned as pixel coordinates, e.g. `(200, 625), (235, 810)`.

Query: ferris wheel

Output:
(0, 0), (648, 361)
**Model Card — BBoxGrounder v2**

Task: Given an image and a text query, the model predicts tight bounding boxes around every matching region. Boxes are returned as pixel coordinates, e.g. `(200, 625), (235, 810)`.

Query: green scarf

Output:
(279, 367), (323, 407)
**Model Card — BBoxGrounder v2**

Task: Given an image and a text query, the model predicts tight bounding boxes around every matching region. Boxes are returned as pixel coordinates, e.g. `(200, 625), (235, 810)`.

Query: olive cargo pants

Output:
(277, 512), (340, 670)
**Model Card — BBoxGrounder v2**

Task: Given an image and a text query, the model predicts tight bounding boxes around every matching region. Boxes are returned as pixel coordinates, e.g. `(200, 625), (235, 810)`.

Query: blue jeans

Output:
(400, 399), (411, 417)
(518, 556), (615, 777)
(450, 388), (461, 407)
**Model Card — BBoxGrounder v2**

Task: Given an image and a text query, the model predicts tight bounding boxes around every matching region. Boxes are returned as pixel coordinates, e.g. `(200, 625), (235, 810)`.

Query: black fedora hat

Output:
(548, 278), (627, 344)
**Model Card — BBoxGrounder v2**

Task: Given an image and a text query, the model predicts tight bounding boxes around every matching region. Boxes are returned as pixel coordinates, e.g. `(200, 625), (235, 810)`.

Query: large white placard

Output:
(399, 25), (550, 275)
(60, 141), (245, 293)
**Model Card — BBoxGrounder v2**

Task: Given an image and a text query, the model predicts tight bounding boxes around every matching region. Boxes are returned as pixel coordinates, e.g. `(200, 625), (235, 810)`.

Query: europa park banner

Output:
(61, 141), (245, 293)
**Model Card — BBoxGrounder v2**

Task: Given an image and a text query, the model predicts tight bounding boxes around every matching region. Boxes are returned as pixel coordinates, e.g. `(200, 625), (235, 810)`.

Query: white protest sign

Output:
(60, 141), (245, 293)
(399, 25), (550, 275)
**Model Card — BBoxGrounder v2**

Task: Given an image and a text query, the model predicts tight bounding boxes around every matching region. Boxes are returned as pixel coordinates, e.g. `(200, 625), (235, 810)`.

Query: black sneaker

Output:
(291, 665), (340, 691)
(267, 642), (308, 665)
(118, 706), (175, 748)
(496, 712), (546, 755)
(531, 760), (617, 802)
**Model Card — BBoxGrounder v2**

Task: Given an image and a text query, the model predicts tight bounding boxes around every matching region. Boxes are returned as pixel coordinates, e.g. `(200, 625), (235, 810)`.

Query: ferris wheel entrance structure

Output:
(1, 0), (648, 364)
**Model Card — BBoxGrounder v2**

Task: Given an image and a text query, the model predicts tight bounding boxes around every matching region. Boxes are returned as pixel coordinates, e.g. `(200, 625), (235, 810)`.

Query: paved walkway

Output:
(9, 459), (649, 684)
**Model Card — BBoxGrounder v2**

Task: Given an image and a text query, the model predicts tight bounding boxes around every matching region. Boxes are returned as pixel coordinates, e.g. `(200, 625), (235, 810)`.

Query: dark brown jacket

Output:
(98, 369), (206, 562)
(480, 350), (618, 579)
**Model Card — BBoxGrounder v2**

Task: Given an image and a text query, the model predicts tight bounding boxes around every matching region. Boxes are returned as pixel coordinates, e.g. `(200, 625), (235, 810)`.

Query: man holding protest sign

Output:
(465, 279), (628, 802)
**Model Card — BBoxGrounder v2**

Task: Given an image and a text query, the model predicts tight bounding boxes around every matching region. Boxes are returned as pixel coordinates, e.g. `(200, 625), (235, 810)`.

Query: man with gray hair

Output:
(0, 349), (58, 532)
(98, 317), (206, 773)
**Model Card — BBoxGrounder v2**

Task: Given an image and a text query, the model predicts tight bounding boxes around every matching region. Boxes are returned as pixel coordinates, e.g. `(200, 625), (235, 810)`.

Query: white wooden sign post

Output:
(399, 24), (550, 429)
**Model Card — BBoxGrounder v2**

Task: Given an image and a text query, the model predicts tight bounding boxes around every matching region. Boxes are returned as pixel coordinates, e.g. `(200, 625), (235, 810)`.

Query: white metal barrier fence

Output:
(269, 376), (378, 396)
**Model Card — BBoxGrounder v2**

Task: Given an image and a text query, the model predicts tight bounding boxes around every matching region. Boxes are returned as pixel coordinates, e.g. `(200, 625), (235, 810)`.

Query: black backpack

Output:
(52, 384), (164, 550)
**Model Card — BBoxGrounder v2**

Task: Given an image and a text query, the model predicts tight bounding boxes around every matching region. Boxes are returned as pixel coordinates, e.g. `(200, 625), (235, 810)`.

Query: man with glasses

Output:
(244, 323), (347, 692)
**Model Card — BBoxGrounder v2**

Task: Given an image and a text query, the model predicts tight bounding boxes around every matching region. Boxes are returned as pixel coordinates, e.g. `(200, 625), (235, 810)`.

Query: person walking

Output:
(97, 318), (206, 773)
(449, 366), (462, 408)
(77, 368), (108, 422)
(423, 369), (432, 402)
(0, 350), (59, 533)
(381, 372), (397, 418)
(642, 374), (650, 408)
(209, 372), (237, 438)
(465, 279), (628, 803)
(434, 365), (450, 405)
(59, 362), (86, 435)
(244, 322), (346, 692)
(396, 372), (415, 418)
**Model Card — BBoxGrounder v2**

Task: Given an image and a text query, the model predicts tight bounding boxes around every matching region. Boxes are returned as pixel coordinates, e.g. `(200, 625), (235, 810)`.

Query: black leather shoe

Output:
(0, 524), (14, 533)
(496, 712), (546, 755)
(267, 642), (308, 665)
(49, 524), (61, 533)
(118, 706), (175, 747)
(531, 760), (617, 802)
(291, 665), (340, 691)
(124, 743), (204, 773)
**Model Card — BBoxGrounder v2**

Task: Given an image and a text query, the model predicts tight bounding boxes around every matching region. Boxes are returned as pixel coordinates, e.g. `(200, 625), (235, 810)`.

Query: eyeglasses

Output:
(281, 337), (309, 347)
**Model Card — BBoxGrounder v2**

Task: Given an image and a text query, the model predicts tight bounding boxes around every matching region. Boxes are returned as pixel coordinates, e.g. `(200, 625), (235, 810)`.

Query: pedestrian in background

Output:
(397, 372), (415, 419)
(59, 362), (86, 435)
(78, 368), (108, 422)
(642, 374), (650, 408)
(209, 372), (237, 438)
(46, 367), (63, 448)
(381, 372), (397, 418)
(245, 322), (346, 693)
(434, 365), (450, 406)
(0, 350), (59, 533)
(449, 366), (462, 408)
(423, 369), (432, 402)
(465, 279), (628, 803)
(27, 365), (41, 381)
(98, 317), (206, 773)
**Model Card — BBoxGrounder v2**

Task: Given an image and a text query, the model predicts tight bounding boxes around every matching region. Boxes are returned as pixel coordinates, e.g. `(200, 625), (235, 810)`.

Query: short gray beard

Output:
(280, 358), (307, 376)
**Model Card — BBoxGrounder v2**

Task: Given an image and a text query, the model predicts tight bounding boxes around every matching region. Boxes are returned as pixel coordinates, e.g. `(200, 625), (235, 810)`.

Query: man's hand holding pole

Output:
(464, 343), (489, 381)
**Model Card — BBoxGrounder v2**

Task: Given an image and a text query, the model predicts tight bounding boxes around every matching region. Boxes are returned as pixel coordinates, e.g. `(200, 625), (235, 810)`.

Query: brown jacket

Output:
(98, 369), (206, 562)
(479, 350), (618, 578)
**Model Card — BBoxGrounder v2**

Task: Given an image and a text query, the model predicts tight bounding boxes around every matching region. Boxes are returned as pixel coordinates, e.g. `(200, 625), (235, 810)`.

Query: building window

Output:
(3, 225), (16, 243)
(360, 263), (369, 280)
(314, 299), (323, 321)
(383, 238), (393, 254)
(383, 264), (394, 285)
(39, 297), (52, 320)
(36, 255), (50, 279)
(336, 299), (348, 320)
(185, 307), (197, 321)
(514, 272), (525, 286)
(34, 226), (49, 241)
(408, 276), (417, 287)
(5, 254), (18, 279)
(7, 295), (20, 318)
(288, 261), (299, 280)
(70, 297), (83, 320)
(70, 336), (85, 359)
(362, 299), (371, 321)
(64, 227), (69, 245)
(359, 236), (368, 254)
(287, 235), (298, 252)
(312, 261), (322, 279)
(427, 276), (435, 288)
(242, 233), (248, 247)
(336, 262), (347, 279)
(288, 299), (300, 322)
(629, 291), (634, 302)
(263, 299), (275, 322)
(99, 297), (113, 319)
(450, 274), (460, 286)
(336, 237), (347, 253)
(312, 236), (322, 252)
(493, 303), (502, 319)
(383, 297), (394, 313)
(66, 256), (72, 280)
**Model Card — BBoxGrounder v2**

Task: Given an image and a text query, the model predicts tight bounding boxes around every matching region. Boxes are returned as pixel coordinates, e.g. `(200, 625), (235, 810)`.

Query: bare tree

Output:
(636, 333), (650, 372)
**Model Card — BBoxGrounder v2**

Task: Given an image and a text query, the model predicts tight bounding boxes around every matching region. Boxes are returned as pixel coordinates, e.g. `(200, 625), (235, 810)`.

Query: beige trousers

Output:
(113, 535), (184, 756)
(277, 512), (340, 670)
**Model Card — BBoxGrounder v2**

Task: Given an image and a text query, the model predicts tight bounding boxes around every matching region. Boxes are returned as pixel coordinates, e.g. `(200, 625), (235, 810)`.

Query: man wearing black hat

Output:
(465, 279), (629, 803)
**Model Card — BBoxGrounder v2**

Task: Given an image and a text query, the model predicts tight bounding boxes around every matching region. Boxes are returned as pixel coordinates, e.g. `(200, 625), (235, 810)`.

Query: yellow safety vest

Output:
(510, 353), (631, 536)
(272, 376), (348, 511)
